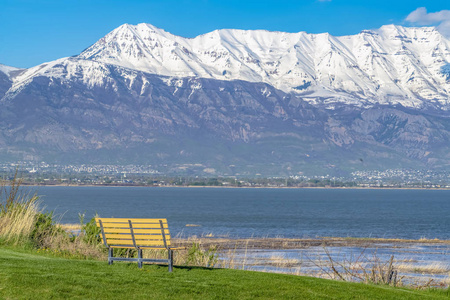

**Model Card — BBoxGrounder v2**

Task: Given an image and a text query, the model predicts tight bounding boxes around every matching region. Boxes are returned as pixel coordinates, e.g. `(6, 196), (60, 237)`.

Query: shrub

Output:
(80, 215), (102, 246)
(30, 212), (63, 248)
(184, 242), (218, 267)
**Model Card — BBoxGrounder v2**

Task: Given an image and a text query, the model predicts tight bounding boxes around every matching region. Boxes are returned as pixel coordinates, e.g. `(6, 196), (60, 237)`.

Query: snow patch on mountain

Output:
(76, 23), (450, 109)
(4, 58), (145, 100)
(0, 64), (22, 78)
(3, 24), (450, 110)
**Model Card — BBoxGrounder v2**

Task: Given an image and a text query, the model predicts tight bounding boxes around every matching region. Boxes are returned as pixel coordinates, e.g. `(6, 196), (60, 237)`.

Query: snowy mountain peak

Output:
(1, 23), (447, 110)
(0, 63), (22, 78)
(76, 23), (450, 109)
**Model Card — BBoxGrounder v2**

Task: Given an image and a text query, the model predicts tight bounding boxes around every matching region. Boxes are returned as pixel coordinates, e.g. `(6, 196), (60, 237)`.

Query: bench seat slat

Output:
(103, 233), (171, 240)
(106, 239), (169, 246)
(105, 234), (170, 241)
(102, 228), (170, 234)
(109, 245), (168, 249)
(97, 223), (168, 229)
(98, 220), (168, 225)
(103, 232), (171, 237)
(108, 245), (182, 250)
(96, 218), (167, 223)
(103, 237), (171, 244)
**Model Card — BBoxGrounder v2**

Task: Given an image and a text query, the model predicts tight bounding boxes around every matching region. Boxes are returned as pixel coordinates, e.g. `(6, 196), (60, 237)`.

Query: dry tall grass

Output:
(306, 247), (403, 286)
(0, 173), (105, 259)
(396, 262), (450, 274)
(0, 172), (40, 245)
(37, 232), (106, 260)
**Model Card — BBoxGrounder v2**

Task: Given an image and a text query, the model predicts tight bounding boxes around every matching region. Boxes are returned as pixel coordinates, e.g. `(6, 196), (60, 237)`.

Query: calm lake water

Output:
(35, 187), (450, 239)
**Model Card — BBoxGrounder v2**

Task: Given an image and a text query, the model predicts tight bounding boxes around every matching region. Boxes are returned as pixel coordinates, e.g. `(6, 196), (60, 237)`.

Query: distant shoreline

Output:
(21, 183), (450, 190)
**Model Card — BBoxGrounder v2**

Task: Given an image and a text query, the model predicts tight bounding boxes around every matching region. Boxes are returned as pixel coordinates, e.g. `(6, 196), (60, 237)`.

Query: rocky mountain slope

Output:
(1, 24), (450, 175)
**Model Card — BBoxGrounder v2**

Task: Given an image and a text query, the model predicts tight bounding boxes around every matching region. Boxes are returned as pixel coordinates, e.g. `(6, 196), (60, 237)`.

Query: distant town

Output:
(0, 162), (449, 189)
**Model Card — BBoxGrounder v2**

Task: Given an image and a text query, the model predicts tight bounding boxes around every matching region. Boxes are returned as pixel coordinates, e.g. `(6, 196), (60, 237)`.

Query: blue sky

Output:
(1, 0), (449, 68)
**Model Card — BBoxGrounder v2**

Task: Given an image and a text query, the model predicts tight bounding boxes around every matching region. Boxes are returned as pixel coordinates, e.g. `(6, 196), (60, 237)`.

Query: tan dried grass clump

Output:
(38, 232), (106, 260)
(57, 223), (82, 232)
(0, 172), (40, 245)
(0, 198), (39, 243)
(267, 254), (300, 268)
(396, 262), (450, 274)
(308, 248), (403, 286)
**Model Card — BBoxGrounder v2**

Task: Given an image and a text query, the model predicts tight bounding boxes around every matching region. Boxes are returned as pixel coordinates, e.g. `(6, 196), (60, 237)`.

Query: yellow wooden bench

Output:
(95, 217), (180, 272)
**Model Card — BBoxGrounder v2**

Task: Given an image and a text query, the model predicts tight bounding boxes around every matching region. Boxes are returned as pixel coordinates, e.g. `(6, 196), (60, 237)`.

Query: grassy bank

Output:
(1, 176), (449, 298)
(0, 247), (448, 299)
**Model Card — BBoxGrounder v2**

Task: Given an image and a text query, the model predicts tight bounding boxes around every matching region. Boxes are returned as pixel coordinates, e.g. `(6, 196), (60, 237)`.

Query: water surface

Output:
(36, 187), (450, 239)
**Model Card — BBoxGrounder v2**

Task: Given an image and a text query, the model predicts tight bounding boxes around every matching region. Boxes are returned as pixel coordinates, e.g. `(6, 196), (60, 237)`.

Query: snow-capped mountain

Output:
(1, 55), (449, 174)
(1, 24), (450, 175)
(76, 23), (450, 109)
(0, 64), (22, 99)
(0, 63), (21, 77)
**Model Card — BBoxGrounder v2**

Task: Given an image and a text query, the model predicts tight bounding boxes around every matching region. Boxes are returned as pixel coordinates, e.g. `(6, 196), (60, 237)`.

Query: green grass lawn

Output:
(0, 247), (448, 299)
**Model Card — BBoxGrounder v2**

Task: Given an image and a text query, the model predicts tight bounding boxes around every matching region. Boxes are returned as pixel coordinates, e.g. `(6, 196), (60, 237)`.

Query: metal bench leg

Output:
(168, 249), (173, 272)
(138, 249), (143, 269)
(108, 248), (114, 265)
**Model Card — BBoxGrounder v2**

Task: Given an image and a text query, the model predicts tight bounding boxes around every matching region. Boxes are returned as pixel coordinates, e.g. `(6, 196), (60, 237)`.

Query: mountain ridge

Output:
(73, 23), (450, 109)
(4, 23), (450, 110)
(1, 24), (450, 175)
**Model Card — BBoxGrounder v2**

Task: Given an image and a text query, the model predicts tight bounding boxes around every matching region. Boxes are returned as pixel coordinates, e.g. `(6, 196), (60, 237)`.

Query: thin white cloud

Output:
(405, 7), (450, 37)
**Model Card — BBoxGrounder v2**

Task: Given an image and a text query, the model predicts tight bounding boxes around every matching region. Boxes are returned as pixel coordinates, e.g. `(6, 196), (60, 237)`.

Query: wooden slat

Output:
(96, 221), (129, 228)
(136, 236), (171, 242)
(107, 239), (169, 246)
(96, 218), (167, 223)
(103, 239), (172, 246)
(105, 232), (170, 239)
(109, 245), (135, 249)
(106, 244), (177, 250)
(109, 246), (167, 249)
(104, 233), (171, 240)
(98, 222), (167, 229)
(102, 228), (170, 234)
(131, 225), (169, 229)
(103, 233), (130, 239)
(98, 225), (169, 230)
(103, 233), (171, 239)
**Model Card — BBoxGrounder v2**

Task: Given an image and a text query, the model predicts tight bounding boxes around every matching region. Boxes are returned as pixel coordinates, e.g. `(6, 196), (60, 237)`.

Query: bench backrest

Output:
(95, 218), (171, 249)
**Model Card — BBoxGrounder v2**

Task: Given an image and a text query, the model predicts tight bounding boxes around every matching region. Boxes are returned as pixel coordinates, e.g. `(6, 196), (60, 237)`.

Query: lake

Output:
(33, 186), (450, 240)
